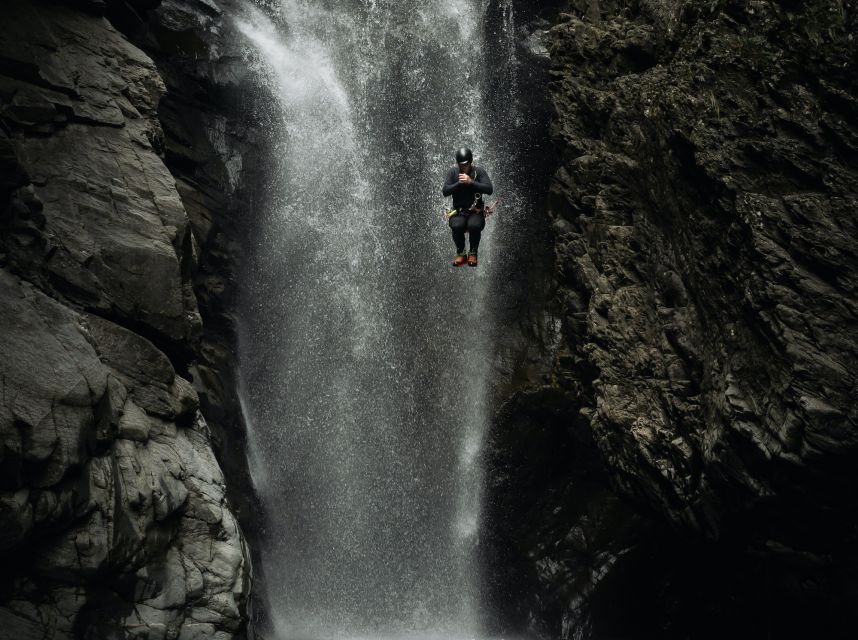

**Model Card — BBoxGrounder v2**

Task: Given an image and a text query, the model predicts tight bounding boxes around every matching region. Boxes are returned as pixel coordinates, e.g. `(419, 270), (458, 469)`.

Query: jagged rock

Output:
(0, 490), (33, 550)
(119, 398), (152, 441)
(483, 387), (654, 639)
(0, 269), (106, 492)
(0, 0), (249, 636)
(487, 1), (858, 638)
(0, 130), (29, 201)
(127, 2), (275, 618)
(0, 269), (247, 637)
(548, 0), (858, 534)
(0, 0), (202, 351)
(156, 0), (222, 33)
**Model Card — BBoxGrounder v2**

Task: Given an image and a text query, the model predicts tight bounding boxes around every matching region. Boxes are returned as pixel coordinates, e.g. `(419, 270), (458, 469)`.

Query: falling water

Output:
(235, 1), (524, 637)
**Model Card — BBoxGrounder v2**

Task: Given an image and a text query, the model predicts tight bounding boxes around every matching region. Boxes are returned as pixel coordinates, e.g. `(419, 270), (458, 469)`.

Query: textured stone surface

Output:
(548, 0), (858, 541)
(0, 271), (248, 638)
(0, 0), (201, 351)
(115, 0), (274, 536)
(482, 388), (653, 639)
(0, 1), (249, 637)
(485, 0), (858, 638)
(123, 5), (274, 631)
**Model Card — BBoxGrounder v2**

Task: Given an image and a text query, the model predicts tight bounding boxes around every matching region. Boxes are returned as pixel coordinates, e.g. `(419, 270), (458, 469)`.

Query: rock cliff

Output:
(0, 0), (262, 636)
(485, 0), (858, 638)
(4, 0), (857, 637)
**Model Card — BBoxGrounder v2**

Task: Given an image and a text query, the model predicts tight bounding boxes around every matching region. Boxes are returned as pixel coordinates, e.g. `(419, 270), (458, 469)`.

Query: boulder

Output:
(0, 269), (248, 637)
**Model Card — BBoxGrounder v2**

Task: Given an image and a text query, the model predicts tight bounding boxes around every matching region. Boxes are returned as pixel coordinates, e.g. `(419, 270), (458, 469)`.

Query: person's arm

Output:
(473, 169), (493, 195)
(442, 167), (460, 196)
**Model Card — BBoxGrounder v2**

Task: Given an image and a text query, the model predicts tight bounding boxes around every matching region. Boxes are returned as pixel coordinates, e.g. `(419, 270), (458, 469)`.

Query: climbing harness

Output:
(441, 167), (501, 224)
(468, 191), (483, 212)
(483, 198), (502, 217)
(442, 198), (502, 223)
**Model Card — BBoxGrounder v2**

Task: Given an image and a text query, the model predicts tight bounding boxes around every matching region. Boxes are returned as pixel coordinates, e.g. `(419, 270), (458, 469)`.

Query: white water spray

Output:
(235, 1), (509, 637)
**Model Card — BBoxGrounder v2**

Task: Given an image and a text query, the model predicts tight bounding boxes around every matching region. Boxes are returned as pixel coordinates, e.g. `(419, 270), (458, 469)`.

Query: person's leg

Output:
(466, 212), (486, 252)
(449, 213), (467, 254)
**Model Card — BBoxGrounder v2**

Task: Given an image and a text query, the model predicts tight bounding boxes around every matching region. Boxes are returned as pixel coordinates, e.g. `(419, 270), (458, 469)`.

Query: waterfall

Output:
(235, 1), (521, 637)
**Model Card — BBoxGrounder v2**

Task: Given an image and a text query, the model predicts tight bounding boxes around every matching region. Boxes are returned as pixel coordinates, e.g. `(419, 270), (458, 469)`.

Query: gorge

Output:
(1, 1), (857, 639)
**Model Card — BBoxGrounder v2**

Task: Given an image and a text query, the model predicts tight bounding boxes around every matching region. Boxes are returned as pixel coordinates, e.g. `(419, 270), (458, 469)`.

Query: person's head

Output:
(455, 147), (473, 172)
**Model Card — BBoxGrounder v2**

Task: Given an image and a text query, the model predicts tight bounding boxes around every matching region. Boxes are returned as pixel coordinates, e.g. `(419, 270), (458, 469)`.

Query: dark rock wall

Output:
(549, 0), (858, 538)
(128, 0), (278, 630)
(485, 0), (858, 638)
(121, 0), (275, 531)
(0, 0), (267, 637)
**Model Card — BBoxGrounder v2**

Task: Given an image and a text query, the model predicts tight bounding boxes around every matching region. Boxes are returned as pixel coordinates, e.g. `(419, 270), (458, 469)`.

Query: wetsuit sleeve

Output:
(473, 169), (493, 195)
(442, 168), (459, 196)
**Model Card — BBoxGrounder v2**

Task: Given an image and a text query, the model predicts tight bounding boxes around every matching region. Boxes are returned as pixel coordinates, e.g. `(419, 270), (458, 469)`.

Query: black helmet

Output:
(455, 147), (473, 165)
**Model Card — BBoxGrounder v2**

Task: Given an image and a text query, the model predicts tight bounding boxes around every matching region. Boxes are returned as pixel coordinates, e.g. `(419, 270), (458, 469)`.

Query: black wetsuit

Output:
(442, 165), (494, 253)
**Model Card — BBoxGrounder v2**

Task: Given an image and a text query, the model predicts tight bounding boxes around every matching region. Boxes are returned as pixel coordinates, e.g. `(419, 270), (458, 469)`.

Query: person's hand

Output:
(458, 173), (473, 184)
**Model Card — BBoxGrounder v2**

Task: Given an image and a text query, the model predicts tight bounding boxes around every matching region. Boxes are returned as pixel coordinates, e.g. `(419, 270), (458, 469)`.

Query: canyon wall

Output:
(485, 1), (858, 638)
(0, 0), (267, 636)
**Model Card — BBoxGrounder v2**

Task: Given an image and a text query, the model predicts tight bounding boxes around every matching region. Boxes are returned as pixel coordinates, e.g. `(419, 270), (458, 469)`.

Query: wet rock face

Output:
(110, 0), (276, 544)
(487, 0), (858, 637)
(550, 0), (858, 542)
(482, 388), (658, 639)
(0, 1), (249, 637)
(1, 272), (247, 638)
(0, 1), (201, 353)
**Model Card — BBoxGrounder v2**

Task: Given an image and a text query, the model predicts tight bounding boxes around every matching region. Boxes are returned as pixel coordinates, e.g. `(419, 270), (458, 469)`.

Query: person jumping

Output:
(442, 147), (494, 267)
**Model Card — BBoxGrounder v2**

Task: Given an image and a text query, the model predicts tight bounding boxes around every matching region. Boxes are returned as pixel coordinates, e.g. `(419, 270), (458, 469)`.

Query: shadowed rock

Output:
(0, 0), (201, 352)
(485, 1), (858, 638)
(0, 1), (248, 637)
(0, 268), (248, 639)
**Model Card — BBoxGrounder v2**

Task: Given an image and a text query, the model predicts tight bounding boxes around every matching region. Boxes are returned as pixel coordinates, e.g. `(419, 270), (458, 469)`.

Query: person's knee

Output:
(466, 216), (485, 232)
